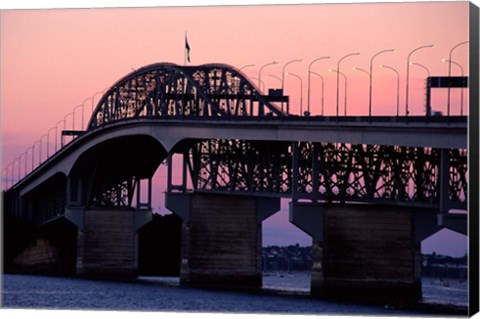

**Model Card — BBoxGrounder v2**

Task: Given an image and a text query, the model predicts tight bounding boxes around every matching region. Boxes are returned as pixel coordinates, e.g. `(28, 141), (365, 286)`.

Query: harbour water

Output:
(1, 272), (468, 315)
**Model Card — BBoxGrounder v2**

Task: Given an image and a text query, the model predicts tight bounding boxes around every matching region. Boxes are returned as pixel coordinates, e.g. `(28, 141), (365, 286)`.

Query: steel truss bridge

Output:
(2, 63), (468, 226)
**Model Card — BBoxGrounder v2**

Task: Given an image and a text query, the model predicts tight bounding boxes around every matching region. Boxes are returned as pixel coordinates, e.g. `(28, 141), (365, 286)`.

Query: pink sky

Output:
(0, 2), (470, 254)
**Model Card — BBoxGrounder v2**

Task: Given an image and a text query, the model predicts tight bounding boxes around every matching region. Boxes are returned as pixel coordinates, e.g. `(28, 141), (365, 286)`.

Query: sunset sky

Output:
(0, 1), (472, 255)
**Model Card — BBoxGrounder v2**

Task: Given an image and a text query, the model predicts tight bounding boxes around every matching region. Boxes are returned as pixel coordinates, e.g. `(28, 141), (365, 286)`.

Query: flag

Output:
(185, 33), (191, 63)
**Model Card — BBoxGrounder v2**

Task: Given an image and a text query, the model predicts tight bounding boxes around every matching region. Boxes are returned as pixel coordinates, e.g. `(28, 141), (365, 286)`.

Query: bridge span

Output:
(2, 62), (468, 302)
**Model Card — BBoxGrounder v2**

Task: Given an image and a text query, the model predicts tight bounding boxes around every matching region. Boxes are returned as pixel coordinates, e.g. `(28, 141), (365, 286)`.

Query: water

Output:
(1, 272), (468, 315)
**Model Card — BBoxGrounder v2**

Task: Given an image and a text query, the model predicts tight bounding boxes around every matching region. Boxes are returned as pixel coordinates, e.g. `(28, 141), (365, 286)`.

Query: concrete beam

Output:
(438, 213), (467, 235)
(65, 207), (85, 230)
(414, 209), (443, 244)
(288, 201), (324, 241)
(256, 197), (280, 223)
(165, 192), (192, 222)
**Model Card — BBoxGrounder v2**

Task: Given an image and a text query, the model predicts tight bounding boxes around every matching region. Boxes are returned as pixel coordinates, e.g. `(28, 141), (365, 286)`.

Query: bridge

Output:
(2, 63), (468, 302)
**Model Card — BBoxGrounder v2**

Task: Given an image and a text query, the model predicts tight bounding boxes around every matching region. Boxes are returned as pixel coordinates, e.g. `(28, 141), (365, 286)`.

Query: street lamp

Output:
(288, 72), (303, 116)
(32, 140), (41, 168)
(240, 64), (255, 71)
(251, 77), (266, 92)
(56, 120), (65, 150)
(258, 61), (278, 92)
(446, 41), (468, 116)
(73, 104), (83, 131)
(82, 97), (95, 130)
(8, 163), (14, 188)
(335, 53), (359, 117)
(23, 151), (29, 178)
(405, 44), (433, 117)
(330, 69), (348, 116)
(380, 64), (400, 116)
(310, 71), (325, 116)
(39, 134), (49, 164)
(14, 154), (22, 181)
(308, 56), (330, 115)
(353, 67), (371, 116)
(269, 74), (282, 86)
(442, 58), (465, 115)
(410, 62), (430, 115)
(410, 62), (430, 77)
(91, 90), (106, 114)
(282, 59), (302, 113)
(13, 157), (20, 184)
(2, 167), (9, 189)
(63, 113), (74, 146)
(369, 49), (394, 118)
(47, 126), (58, 158)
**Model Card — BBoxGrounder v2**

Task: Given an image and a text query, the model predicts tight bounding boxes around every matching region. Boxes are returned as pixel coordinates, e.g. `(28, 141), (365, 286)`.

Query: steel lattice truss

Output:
(88, 63), (285, 129)
(35, 187), (66, 223)
(186, 140), (468, 208)
(87, 176), (139, 208)
(188, 140), (292, 194)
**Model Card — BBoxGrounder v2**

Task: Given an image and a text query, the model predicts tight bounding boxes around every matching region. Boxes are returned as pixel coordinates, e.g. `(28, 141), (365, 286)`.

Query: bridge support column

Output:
(290, 202), (423, 302)
(66, 208), (151, 277)
(166, 193), (279, 287)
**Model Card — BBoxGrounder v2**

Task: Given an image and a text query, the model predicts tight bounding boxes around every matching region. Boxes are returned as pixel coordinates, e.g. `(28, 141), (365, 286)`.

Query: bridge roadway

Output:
(7, 116), (467, 195)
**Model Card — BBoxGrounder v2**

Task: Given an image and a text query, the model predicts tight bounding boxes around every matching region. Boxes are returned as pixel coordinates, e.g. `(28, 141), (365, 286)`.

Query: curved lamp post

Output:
(410, 62), (430, 77)
(91, 90), (106, 114)
(82, 97), (96, 130)
(446, 41), (468, 116)
(380, 64), (400, 116)
(442, 58), (465, 115)
(8, 163), (14, 188)
(56, 120), (65, 150)
(32, 140), (42, 168)
(73, 104), (84, 131)
(330, 69), (348, 116)
(258, 61), (278, 92)
(310, 71), (325, 116)
(63, 113), (74, 147)
(13, 158), (20, 184)
(240, 64), (255, 71)
(268, 74), (282, 86)
(369, 49), (394, 118)
(64, 112), (73, 131)
(47, 127), (58, 158)
(282, 59), (302, 114)
(410, 62), (430, 115)
(17, 154), (24, 180)
(353, 67), (371, 117)
(288, 72), (304, 115)
(251, 77), (266, 92)
(307, 56), (330, 115)
(405, 44), (433, 117)
(23, 151), (29, 178)
(335, 53), (359, 117)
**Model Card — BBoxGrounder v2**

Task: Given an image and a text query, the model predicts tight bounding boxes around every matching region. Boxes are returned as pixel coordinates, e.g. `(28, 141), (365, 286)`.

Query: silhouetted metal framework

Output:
(88, 63), (285, 129)
(174, 140), (467, 210)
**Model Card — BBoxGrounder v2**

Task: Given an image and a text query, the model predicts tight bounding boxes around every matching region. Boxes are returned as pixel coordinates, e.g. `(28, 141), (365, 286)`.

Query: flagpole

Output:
(184, 31), (187, 65)
(185, 31), (191, 65)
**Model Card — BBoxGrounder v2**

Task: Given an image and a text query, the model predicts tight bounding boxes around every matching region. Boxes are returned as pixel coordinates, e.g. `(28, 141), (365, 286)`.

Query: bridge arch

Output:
(68, 134), (167, 209)
(88, 63), (284, 130)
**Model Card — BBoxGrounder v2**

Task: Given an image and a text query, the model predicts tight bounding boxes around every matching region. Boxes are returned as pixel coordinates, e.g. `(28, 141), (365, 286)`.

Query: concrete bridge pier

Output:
(166, 192), (280, 287)
(66, 207), (151, 277)
(289, 202), (442, 302)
